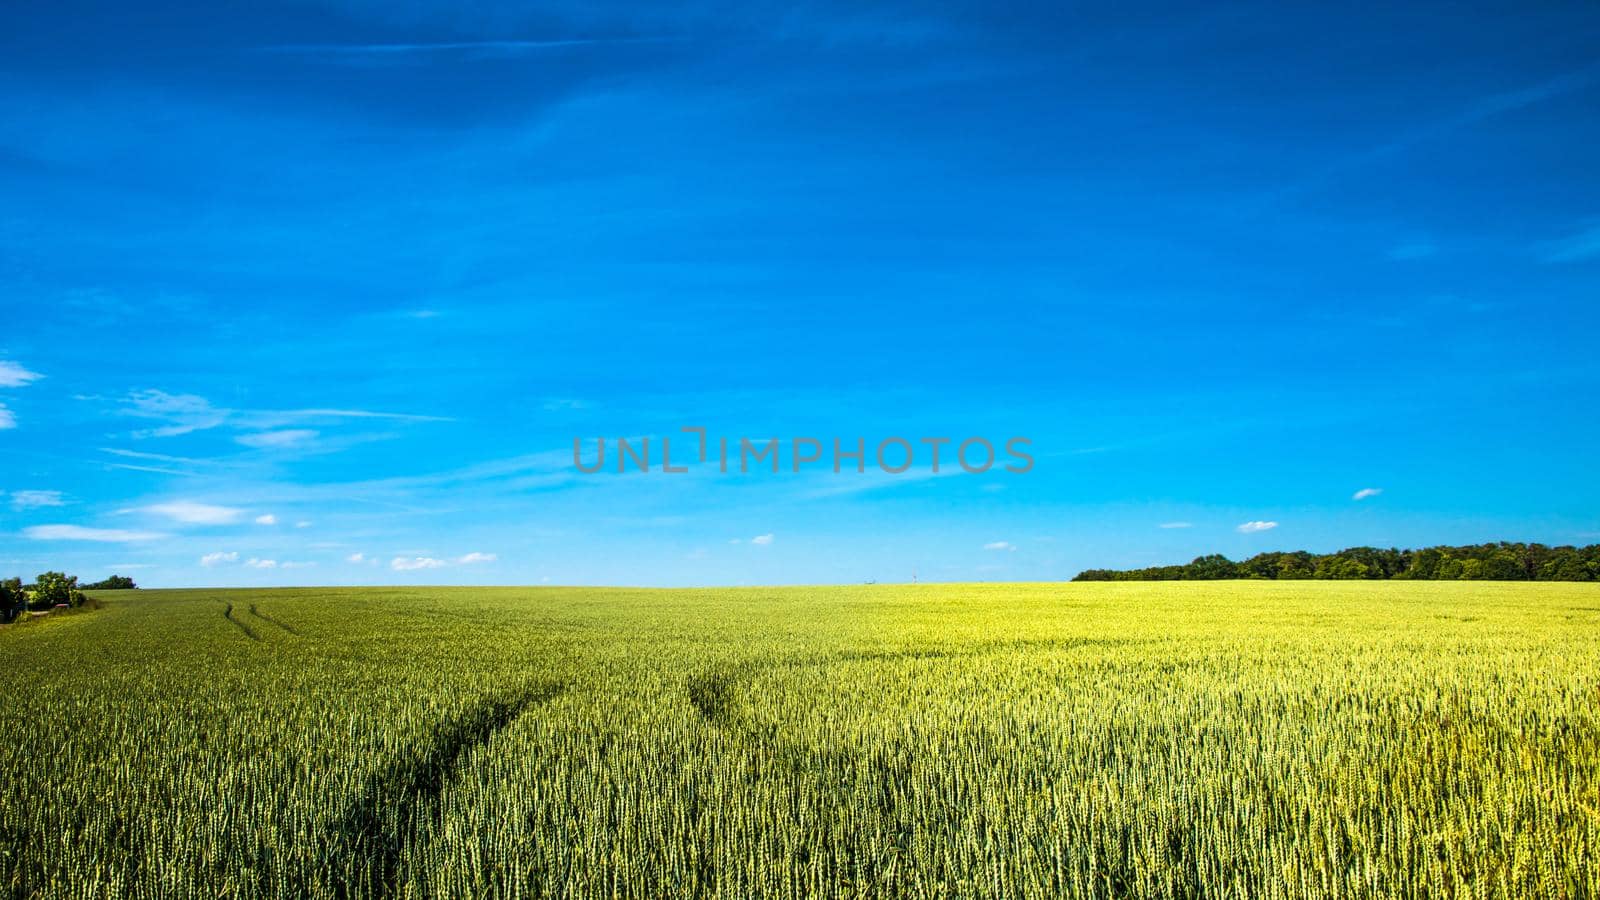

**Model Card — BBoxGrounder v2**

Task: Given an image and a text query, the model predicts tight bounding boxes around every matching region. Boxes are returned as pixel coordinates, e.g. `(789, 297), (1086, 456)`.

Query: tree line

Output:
(1073, 543), (1600, 582)
(1, 572), (136, 624)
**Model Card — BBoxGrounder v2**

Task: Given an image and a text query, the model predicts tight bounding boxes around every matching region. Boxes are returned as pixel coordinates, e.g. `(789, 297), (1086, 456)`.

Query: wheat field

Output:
(1, 581), (1596, 898)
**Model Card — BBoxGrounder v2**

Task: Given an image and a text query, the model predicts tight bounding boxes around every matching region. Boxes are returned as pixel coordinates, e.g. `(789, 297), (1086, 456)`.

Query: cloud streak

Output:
(0, 361), (43, 429)
(25, 525), (167, 542)
(125, 501), (244, 525)
(391, 556), (447, 571)
(0, 361), (43, 388)
(116, 390), (450, 440)
(1540, 222), (1600, 264)
(1269, 62), (1600, 206)
(260, 37), (678, 60)
(9, 490), (66, 509)
(237, 429), (319, 448)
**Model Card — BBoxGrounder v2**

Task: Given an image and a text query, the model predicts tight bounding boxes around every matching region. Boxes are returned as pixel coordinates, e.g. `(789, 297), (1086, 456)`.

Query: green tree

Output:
(1479, 551), (1523, 581)
(1188, 554), (1238, 580)
(32, 571), (84, 608)
(1073, 542), (1600, 582)
(1543, 551), (1594, 582)
(0, 577), (23, 622)
(1407, 548), (1442, 580)
(1276, 552), (1315, 579)
(1314, 557), (1369, 579)
(83, 575), (137, 591)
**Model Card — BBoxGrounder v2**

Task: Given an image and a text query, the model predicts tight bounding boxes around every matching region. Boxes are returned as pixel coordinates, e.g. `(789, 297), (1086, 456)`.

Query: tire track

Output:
(220, 602), (259, 641)
(247, 603), (301, 636)
(319, 681), (567, 897)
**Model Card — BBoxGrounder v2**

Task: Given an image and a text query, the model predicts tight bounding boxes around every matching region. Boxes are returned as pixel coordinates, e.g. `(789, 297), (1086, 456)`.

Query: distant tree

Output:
(1314, 557), (1369, 580)
(1070, 542), (1600, 582)
(0, 577), (23, 623)
(1236, 553), (1281, 579)
(1276, 551), (1315, 579)
(83, 575), (137, 591)
(1374, 548), (1410, 578)
(1542, 550), (1594, 582)
(1406, 548), (1442, 580)
(1478, 551), (1522, 581)
(1520, 544), (1552, 580)
(1188, 554), (1238, 580)
(32, 571), (85, 609)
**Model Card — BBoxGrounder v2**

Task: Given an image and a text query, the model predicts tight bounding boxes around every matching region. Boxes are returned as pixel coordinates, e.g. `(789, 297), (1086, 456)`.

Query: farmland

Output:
(2, 582), (1597, 898)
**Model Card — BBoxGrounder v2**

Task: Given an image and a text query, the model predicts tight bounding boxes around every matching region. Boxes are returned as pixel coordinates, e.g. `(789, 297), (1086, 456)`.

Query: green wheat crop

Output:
(1, 581), (1596, 898)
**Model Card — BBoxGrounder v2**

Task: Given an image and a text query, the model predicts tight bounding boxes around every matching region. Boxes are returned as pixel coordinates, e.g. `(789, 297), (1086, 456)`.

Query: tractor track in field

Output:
(778, 635), (1149, 670)
(220, 602), (260, 641)
(686, 637), (1150, 730)
(319, 680), (567, 898)
(246, 603), (301, 636)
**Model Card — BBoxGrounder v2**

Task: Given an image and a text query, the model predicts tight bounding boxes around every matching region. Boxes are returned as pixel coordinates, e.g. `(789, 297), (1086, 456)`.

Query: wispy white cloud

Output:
(245, 557), (277, 569)
(456, 552), (498, 564)
(391, 556), (447, 571)
(1388, 241), (1436, 261)
(103, 462), (202, 477)
(97, 448), (219, 478)
(0, 361), (43, 388)
(542, 397), (589, 411)
(237, 429), (319, 448)
(100, 447), (208, 465)
(799, 465), (966, 499)
(261, 38), (675, 61)
(1270, 63), (1600, 206)
(254, 514), (278, 525)
(1158, 521), (1192, 529)
(280, 561), (316, 570)
(1237, 520), (1279, 533)
(983, 540), (1015, 551)
(1539, 222), (1600, 263)
(750, 533), (774, 546)
(0, 361), (43, 430)
(346, 552), (372, 564)
(1352, 487), (1383, 501)
(122, 390), (229, 437)
(295, 520), (312, 528)
(200, 551), (239, 567)
(116, 390), (449, 440)
(254, 408), (452, 425)
(25, 525), (167, 542)
(126, 501), (244, 525)
(9, 490), (65, 509)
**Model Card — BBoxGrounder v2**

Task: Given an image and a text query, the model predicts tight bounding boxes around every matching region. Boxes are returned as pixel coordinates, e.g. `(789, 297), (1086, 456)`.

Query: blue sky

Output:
(2, 1), (1599, 587)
